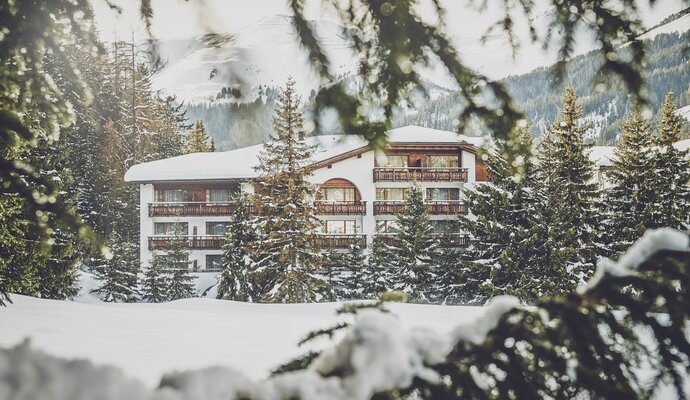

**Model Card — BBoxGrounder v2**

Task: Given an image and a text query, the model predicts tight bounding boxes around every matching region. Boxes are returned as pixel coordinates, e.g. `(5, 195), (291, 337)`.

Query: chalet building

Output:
(125, 126), (489, 271)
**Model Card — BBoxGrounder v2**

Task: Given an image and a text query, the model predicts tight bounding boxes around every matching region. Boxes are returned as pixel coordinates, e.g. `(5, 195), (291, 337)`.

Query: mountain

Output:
(397, 8), (690, 144)
(151, 15), (359, 103)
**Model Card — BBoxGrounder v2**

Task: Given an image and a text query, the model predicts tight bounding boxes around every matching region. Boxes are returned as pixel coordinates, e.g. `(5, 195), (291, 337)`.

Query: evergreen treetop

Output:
(251, 77), (328, 303)
(186, 120), (214, 153)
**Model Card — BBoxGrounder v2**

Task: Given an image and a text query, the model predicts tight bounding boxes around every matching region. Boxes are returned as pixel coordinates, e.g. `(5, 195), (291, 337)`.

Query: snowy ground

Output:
(0, 294), (483, 387)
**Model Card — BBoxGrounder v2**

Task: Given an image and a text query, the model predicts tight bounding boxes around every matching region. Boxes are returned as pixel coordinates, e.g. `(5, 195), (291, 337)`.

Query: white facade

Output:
(125, 126), (487, 271)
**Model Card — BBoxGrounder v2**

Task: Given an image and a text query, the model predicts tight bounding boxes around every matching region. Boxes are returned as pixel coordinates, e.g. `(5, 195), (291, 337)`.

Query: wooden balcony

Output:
(148, 202), (237, 217)
(378, 234), (470, 248)
(373, 167), (469, 182)
(373, 201), (468, 215)
(314, 201), (366, 215)
(148, 235), (225, 250)
(374, 201), (406, 215)
(427, 201), (469, 215)
(315, 234), (367, 249)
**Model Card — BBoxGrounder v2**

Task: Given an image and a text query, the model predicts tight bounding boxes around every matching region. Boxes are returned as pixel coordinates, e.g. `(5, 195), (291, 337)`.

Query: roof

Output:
(589, 139), (690, 168)
(589, 146), (616, 167)
(124, 125), (486, 183)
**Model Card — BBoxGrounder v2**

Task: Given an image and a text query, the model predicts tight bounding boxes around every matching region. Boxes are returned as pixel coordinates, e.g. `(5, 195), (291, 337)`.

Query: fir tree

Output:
(323, 242), (367, 301)
(251, 77), (328, 303)
(389, 185), (438, 301)
(142, 252), (169, 303)
(603, 103), (658, 256)
(91, 235), (140, 302)
(459, 125), (560, 303)
(651, 92), (690, 230)
(186, 120), (214, 153)
(218, 193), (256, 301)
(362, 229), (392, 299)
(537, 87), (602, 285)
(165, 233), (196, 301)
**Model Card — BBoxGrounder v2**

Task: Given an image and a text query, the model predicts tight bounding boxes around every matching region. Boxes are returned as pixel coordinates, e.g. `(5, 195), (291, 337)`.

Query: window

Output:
(376, 220), (399, 234)
(208, 188), (232, 203)
(206, 255), (224, 271)
(427, 188), (460, 201)
(376, 188), (408, 201)
(431, 220), (459, 234)
(324, 220), (357, 234)
(154, 222), (188, 236)
(321, 187), (355, 202)
(427, 155), (459, 168)
(155, 189), (187, 202)
(206, 222), (229, 235)
(375, 154), (408, 167)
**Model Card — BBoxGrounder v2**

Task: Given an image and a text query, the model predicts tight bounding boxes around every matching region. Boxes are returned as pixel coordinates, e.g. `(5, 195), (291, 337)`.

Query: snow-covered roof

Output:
(589, 146), (616, 167)
(124, 125), (485, 183)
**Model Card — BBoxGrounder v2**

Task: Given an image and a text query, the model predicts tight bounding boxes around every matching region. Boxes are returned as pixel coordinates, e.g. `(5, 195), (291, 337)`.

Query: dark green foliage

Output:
(363, 230), (393, 298)
(218, 193), (256, 301)
(652, 92), (690, 230)
(388, 185), (438, 301)
(322, 242), (367, 301)
(141, 253), (169, 303)
(91, 235), (140, 302)
(603, 103), (659, 256)
(538, 87), (602, 284)
(459, 125), (558, 304)
(389, 232), (690, 400)
(251, 78), (329, 303)
(165, 234), (195, 301)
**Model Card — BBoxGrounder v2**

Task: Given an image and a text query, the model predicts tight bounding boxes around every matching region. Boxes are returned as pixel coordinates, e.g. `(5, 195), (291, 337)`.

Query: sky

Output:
(90, 0), (688, 94)
(92, 0), (687, 43)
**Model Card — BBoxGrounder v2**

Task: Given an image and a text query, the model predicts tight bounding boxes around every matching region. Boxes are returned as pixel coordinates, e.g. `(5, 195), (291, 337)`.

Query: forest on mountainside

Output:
(397, 29), (690, 144)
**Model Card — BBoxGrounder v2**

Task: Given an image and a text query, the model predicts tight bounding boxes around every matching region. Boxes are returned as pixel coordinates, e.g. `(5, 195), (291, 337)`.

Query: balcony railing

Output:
(314, 201), (367, 215)
(148, 202), (237, 217)
(315, 234), (367, 249)
(373, 201), (468, 215)
(373, 167), (469, 182)
(427, 201), (469, 215)
(378, 234), (470, 248)
(148, 235), (225, 250)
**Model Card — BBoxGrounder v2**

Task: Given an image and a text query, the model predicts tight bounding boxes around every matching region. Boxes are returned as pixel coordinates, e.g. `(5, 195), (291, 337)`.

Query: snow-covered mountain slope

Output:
(152, 15), (358, 102)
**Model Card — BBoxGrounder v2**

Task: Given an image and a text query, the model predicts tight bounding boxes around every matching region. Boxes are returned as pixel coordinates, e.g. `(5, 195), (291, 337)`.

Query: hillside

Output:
(397, 11), (690, 144)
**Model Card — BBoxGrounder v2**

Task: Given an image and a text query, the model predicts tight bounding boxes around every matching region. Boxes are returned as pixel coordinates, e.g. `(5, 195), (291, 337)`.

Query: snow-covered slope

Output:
(152, 15), (358, 102)
(0, 294), (482, 387)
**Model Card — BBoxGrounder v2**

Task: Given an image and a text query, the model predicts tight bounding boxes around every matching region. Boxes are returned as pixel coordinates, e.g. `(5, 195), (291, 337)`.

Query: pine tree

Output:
(362, 229), (392, 299)
(537, 87), (602, 285)
(218, 193), (256, 301)
(651, 92), (690, 230)
(458, 125), (561, 303)
(186, 120), (214, 153)
(389, 185), (438, 301)
(91, 235), (140, 302)
(251, 77), (328, 303)
(322, 242), (367, 301)
(165, 233), (196, 301)
(142, 252), (169, 303)
(603, 103), (658, 256)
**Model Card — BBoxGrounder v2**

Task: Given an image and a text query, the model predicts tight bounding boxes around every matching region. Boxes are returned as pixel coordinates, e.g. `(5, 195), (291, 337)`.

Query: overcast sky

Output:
(92, 0), (686, 42)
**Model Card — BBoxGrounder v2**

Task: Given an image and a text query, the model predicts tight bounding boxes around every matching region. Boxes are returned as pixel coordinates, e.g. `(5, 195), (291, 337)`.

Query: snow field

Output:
(0, 295), (484, 387)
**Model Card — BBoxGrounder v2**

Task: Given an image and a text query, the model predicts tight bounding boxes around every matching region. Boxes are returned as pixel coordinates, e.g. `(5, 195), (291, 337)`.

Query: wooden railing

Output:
(148, 202), (237, 217)
(373, 201), (468, 215)
(373, 167), (469, 182)
(427, 201), (469, 215)
(148, 235), (225, 250)
(378, 234), (470, 248)
(373, 201), (406, 215)
(315, 234), (367, 249)
(314, 201), (367, 215)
